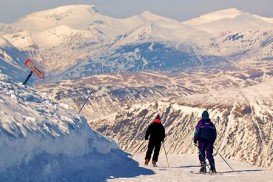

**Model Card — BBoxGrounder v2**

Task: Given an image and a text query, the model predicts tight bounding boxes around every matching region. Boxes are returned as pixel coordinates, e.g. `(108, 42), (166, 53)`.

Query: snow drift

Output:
(0, 75), (152, 181)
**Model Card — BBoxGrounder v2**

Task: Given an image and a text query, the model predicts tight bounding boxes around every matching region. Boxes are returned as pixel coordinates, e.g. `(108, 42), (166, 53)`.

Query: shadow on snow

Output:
(0, 149), (154, 182)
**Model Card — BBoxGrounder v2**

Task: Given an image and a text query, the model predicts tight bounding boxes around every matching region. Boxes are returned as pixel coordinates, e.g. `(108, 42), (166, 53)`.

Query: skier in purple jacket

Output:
(194, 110), (217, 173)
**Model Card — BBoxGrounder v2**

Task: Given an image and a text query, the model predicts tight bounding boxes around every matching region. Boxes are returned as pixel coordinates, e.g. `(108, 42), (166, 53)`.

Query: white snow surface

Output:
(183, 8), (243, 26)
(0, 76), (152, 181)
(109, 154), (273, 182)
(0, 36), (13, 47)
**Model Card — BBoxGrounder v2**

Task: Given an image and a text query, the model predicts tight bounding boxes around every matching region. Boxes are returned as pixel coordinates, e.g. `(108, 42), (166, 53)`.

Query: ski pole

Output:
(23, 71), (33, 85)
(196, 145), (210, 170)
(265, 147), (273, 170)
(78, 92), (92, 114)
(162, 142), (170, 167)
(214, 147), (234, 171)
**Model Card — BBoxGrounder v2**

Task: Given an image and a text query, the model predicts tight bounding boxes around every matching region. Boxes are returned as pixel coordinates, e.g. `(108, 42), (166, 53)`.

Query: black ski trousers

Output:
(198, 140), (215, 167)
(145, 140), (161, 162)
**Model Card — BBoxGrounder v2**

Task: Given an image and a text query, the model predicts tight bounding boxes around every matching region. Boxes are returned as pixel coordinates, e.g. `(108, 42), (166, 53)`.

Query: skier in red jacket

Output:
(144, 114), (165, 167)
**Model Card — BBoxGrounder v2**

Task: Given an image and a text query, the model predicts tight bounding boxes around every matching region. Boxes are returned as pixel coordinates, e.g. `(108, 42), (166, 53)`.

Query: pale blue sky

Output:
(0, 0), (272, 23)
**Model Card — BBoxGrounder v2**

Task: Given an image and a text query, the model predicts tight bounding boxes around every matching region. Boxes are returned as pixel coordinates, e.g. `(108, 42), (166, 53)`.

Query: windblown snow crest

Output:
(0, 76), (149, 181)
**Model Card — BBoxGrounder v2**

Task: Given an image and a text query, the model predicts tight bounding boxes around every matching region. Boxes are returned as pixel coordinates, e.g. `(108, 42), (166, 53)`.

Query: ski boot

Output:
(144, 159), (149, 165)
(199, 162), (207, 173)
(152, 161), (157, 167)
(210, 165), (217, 173)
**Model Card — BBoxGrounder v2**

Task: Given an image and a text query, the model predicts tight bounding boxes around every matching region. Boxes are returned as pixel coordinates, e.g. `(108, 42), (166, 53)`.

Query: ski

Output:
(190, 171), (222, 175)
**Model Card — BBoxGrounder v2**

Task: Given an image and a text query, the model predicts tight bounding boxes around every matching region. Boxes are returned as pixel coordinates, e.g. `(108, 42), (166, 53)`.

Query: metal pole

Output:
(214, 147), (234, 171)
(23, 71), (33, 85)
(78, 92), (92, 114)
(265, 147), (273, 170)
(162, 142), (170, 167)
(263, 138), (273, 170)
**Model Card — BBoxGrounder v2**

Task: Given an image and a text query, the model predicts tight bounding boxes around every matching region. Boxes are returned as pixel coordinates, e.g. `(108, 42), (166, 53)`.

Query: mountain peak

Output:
(15, 5), (100, 32)
(139, 11), (168, 21)
(183, 8), (243, 26)
(19, 5), (99, 22)
(31, 5), (99, 16)
(217, 8), (242, 14)
(141, 11), (156, 17)
(138, 11), (178, 24)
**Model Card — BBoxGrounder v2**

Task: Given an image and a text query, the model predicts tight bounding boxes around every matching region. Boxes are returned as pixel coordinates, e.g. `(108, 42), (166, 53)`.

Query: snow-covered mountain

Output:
(88, 77), (273, 168)
(34, 64), (273, 169)
(0, 75), (153, 181)
(183, 8), (272, 26)
(0, 5), (272, 81)
(36, 61), (273, 119)
(1, 4), (273, 174)
(183, 8), (243, 25)
(35, 73), (189, 121)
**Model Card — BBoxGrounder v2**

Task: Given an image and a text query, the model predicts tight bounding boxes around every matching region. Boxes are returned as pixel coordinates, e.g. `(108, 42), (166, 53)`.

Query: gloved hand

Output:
(161, 139), (164, 143)
(194, 140), (198, 146)
(145, 137), (149, 140)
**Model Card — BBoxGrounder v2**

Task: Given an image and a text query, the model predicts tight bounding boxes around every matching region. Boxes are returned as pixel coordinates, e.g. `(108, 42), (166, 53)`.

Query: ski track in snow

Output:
(109, 154), (272, 182)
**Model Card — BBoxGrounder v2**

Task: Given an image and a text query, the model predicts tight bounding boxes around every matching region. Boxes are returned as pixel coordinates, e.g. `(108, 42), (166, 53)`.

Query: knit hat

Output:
(154, 114), (161, 123)
(202, 110), (209, 119)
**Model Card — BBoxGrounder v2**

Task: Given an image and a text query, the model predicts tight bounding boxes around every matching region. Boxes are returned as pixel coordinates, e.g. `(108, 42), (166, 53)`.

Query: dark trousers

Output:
(198, 140), (215, 167)
(145, 140), (161, 162)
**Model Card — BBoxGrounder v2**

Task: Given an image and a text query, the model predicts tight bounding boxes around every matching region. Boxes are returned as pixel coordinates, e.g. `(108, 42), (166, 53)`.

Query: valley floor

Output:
(109, 154), (273, 182)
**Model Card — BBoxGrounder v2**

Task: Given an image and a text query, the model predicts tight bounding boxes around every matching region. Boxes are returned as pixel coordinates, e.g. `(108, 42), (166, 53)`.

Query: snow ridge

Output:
(183, 8), (243, 26)
(0, 77), (135, 180)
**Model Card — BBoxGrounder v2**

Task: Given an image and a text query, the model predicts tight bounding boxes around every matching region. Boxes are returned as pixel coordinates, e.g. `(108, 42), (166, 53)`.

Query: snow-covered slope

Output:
(35, 72), (189, 120)
(34, 64), (273, 169)
(36, 63), (273, 119)
(109, 154), (273, 182)
(0, 36), (28, 82)
(193, 14), (273, 33)
(183, 8), (273, 28)
(86, 77), (273, 168)
(15, 5), (100, 32)
(0, 76), (153, 181)
(253, 15), (273, 24)
(183, 8), (243, 26)
(35, 70), (250, 120)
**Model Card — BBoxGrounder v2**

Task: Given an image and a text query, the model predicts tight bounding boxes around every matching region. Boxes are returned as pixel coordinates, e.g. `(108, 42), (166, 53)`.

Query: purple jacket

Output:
(194, 118), (217, 142)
